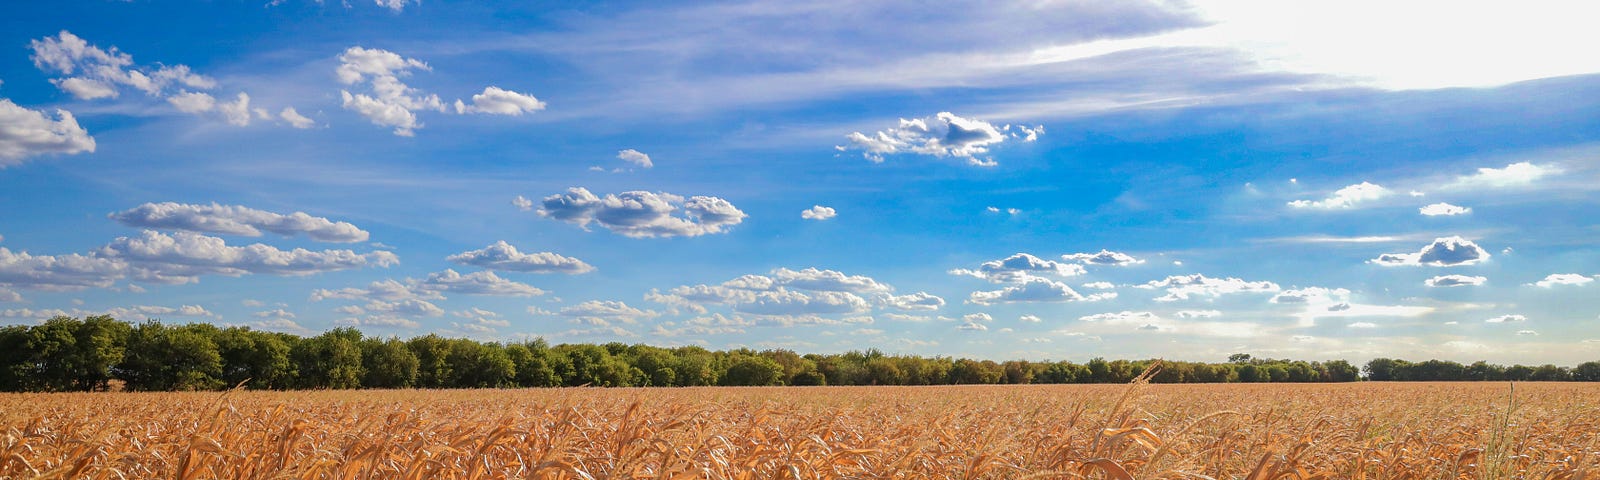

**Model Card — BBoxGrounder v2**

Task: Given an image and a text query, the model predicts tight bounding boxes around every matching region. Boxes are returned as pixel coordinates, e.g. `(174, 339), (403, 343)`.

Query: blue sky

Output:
(3, 0), (1599, 365)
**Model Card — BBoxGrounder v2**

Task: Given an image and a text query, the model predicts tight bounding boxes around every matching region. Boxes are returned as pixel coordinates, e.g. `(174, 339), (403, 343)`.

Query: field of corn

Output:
(2, 379), (1597, 479)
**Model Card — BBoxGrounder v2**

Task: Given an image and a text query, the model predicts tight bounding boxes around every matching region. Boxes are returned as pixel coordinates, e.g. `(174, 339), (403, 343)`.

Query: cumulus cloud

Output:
(958, 313), (991, 332)
(1531, 273), (1594, 288)
(1063, 250), (1144, 266)
(1425, 275), (1487, 287)
(1449, 162), (1558, 189)
(0, 247), (126, 291)
(968, 277), (1089, 305)
(1420, 203), (1471, 216)
(1140, 274), (1280, 301)
(951, 253), (1085, 283)
(109, 202), (369, 242)
(839, 112), (1041, 166)
(446, 241), (593, 274)
(1082, 281), (1115, 290)
(1270, 287), (1350, 305)
(609, 149), (652, 169)
(1288, 182), (1389, 209)
(1019, 314), (1041, 323)
(1371, 236), (1490, 267)
(771, 267), (892, 294)
(801, 205), (837, 221)
(418, 269), (543, 296)
(738, 289), (871, 316)
(28, 31), (299, 127)
(0, 99), (96, 166)
(534, 187), (746, 238)
(1485, 314), (1527, 323)
(880, 292), (945, 311)
(560, 300), (659, 326)
(453, 86), (545, 115)
(339, 47), (544, 135)
(1175, 310), (1221, 318)
(279, 107), (315, 128)
(96, 230), (396, 284)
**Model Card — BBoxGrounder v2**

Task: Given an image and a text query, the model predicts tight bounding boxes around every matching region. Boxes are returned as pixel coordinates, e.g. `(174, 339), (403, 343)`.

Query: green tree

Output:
(292, 328), (364, 389)
(721, 355), (783, 386)
(118, 321), (224, 391)
(361, 337), (419, 388)
(215, 327), (294, 389)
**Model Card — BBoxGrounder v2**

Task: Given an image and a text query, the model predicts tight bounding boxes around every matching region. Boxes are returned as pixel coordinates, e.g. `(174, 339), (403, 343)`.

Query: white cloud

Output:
(419, 269), (543, 297)
(0, 247), (127, 291)
(374, 0), (416, 12)
(167, 91), (215, 113)
(0, 288), (20, 303)
(535, 187), (747, 238)
(951, 253), (1085, 283)
(334, 316), (421, 329)
(1019, 314), (1041, 323)
(512, 195), (534, 211)
(0, 99), (96, 166)
(801, 205), (837, 221)
(616, 149), (653, 168)
(1449, 162), (1558, 189)
(109, 202), (370, 242)
(1425, 275), (1487, 287)
(1139, 274), (1280, 301)
(336, 46), (443, 136)
(968, 277), (1086, 305)
(1371, 236), (1490, 267)
(839, 112), (1039, 166)
(1063, 250), (1144, 266)
(454, 86), (545, 115)
(1288, 182), (1389, 209)
(881, 292), (945, 311)
(1078, 311), (1159, 323)
(446, 241), (594, 274)
(217, 92), (252, 126)
(1485, 314), (1527, 323)
(1175, 310), (1221, 318)
(279, 107), (315, 128)
(253, 309), (295, 319)
(98, 230), (397, 284)
(1517, 330), (1539, 336)
(738, 289), (871, 316)
(771, 267), (892, 294)
(1531, 273), (1594, 288)
(1081, 281), (1115, 290)
(560, 300), (659, 325)
(1348, 322), (1377, 329)
(1270, 287), (1350, 305)
(1419, 203), (1471, 216)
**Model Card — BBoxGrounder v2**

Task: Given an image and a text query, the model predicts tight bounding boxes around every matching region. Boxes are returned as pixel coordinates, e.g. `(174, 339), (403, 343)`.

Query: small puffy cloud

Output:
(951, 253), (1085, 283)
(101, 304), (216, 320)
(1516, 330), (1539, 336)
(1019, 314), (1041, 323)
(1530, 273), (1594, 288)
(1371, 236), (1490, 267)
(446, 241), (593, 274)
(0, 99), (96, 166)
(279, 108), (315, 129)
(1175, 310), (1221, 318)
(535, 187), (747, 238)
(801, 205), (837, 221)
(1348, 322), (1378, 329)
(334, 316), (421, 329)
(419, 269), (543, 297)
(512, 195), (534, 211)
(336, 46), (443, 136)
(1449, 162), (1558, 189)
(1420, 203), (1471, 216)
(217, 93), (252, 126)
(616, 149), (653, 168)
(1425, 275), (1487, 287)
(109, 202), (369, 242)
(968, 277), (1086, 305)
(1063, 250), (1144, 266)
(957, 313), (992, 331)
(1288, 182), (1389, 209)
(881, 291), (945, 311)
(1485, 314), (1527, 323)
(1081, 281), (1115, 290)
(1140, 274), (1280, 301)
(771, 267), (892, 294)
(453, 86), (545, 115)
(839, 112), (1039, 166)
(1078, 311), (1159, 323)
(167, 91), (215, 113)
(561, 300), (659, 325)
(963, 313), (993, 323)
(253, 309), (296, 319)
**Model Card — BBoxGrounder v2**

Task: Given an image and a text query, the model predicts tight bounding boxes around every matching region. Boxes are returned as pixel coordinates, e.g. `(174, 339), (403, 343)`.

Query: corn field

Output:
(2, 379), (1597, 479)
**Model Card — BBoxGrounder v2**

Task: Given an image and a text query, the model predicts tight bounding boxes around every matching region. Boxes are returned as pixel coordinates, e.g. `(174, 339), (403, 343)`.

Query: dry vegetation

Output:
(2, 377), (1597, 479)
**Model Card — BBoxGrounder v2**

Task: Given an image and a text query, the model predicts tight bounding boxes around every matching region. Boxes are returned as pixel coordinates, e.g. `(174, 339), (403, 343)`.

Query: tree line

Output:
(1, 316), (1596, 392)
